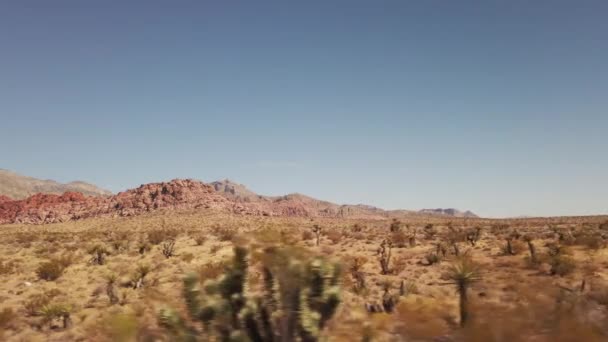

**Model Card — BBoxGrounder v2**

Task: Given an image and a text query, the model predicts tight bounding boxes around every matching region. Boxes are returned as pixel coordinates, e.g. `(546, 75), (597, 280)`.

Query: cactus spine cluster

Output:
(160, 246), (341, 342)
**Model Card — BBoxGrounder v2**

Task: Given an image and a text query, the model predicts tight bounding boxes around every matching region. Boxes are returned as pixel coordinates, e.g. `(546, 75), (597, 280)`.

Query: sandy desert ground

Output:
(1, 210), (608, 341)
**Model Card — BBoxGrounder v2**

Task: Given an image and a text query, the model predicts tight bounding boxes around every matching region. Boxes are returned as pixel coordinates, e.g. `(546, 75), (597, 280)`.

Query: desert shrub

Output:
(255, 228), (299, 245)
(400, 280), (418, 296)
(137, 240), (151, 255)
(348, 257), (367, 294)
(0, 308), (14, 330)
(352, 223), (364, 233)
(549, 255), (576, 276)
(389, 219), (402, 232)
(423, 224), (437, 240)
(211, 226), (236, 242)
(161, 239), (176, 258)
(209, 244), (222, 255)
(424, 251), (442, 265)
(89, 245), (110, 265)
(159, 246), (341, 342)
(56, 252), (77, 268)
(181, 252), (195, 263)
(0, 260), (16, 275)
(575, 232), (605, 250)
(392, 256), (408, 275)
(465, 227), (482, 246)
(13, 231), (38, 246)
(130, 264), (151, 289)
(148, 229), (178, 245)
(301, 230), (314, 241)
(351, 232), (366, 240)
(105, 274), (120, 305)
(37, 259), (66, 281)
(40, 303), (72, 329)
(193, 234), (206, 246)
(380, 280), (400, 313)
(24, 290), (62, 316)
(110, 239), (129, 253)
(391, 231), (408, 248)
(325, 229), (342, 244)
(197, 261), (226, 283)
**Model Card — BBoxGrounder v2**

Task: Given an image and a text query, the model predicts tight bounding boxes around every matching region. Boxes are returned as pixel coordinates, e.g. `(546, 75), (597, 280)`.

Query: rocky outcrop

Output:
(0, 179), (264, 224)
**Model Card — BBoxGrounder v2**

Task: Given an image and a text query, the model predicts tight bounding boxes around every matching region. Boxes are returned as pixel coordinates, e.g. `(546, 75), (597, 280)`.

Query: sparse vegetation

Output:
(1, 212), (608, 340)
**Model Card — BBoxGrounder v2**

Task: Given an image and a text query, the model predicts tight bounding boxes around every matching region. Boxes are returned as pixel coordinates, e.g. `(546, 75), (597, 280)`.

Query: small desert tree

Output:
(311, 225), (322, 246)
(377, 239), (393, 275)
(523, 234), (538, 265)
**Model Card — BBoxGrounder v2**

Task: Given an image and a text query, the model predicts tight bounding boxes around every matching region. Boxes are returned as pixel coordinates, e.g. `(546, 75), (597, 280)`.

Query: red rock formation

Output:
(0, 179), (256, 224)
(0, 178), (388, 225)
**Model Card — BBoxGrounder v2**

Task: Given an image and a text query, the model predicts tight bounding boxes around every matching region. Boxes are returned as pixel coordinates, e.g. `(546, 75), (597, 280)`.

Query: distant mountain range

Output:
(0, 171), (478, 224)
(0, 169), (111, 200)
(211, 179), (478, 218)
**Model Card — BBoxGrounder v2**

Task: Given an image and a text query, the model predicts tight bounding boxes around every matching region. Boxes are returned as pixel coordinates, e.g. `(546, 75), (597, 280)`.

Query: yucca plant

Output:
(39, 303), (72, 329)
(105, 273), (119, 305)
(131, 264), (151, 289)
(444, 257), (481, 327)
(89, 245), (110, 265)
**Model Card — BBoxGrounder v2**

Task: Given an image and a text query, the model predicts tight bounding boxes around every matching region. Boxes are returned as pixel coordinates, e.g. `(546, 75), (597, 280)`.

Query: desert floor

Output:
(1, 210), (608, 341)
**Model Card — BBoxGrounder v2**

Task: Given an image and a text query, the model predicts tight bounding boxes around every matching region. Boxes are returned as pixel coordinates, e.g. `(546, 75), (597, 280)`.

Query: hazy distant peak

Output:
(0, 169), (112, 200)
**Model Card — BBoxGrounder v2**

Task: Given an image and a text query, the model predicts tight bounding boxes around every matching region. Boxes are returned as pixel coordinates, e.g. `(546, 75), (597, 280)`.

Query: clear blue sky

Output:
(1, 1), (607, 218)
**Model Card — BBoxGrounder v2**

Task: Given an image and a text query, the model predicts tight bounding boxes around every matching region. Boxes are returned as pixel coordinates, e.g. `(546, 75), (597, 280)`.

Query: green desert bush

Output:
(37, 258), (67, 281)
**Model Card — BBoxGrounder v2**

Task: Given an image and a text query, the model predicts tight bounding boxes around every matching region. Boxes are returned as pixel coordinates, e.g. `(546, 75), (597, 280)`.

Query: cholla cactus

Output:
(160, 246), (341, 342)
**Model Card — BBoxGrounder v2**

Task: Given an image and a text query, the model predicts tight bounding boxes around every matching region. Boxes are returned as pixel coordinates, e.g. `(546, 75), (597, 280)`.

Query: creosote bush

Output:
(37, 259), (67, 281)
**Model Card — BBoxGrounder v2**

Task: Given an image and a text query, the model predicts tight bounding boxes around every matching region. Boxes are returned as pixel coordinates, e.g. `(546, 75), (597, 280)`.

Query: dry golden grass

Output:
(0, 210), (608, 341)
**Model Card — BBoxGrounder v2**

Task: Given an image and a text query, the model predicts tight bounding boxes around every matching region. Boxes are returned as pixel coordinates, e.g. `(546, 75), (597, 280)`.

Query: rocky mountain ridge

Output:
(0, 177), (477, 225)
